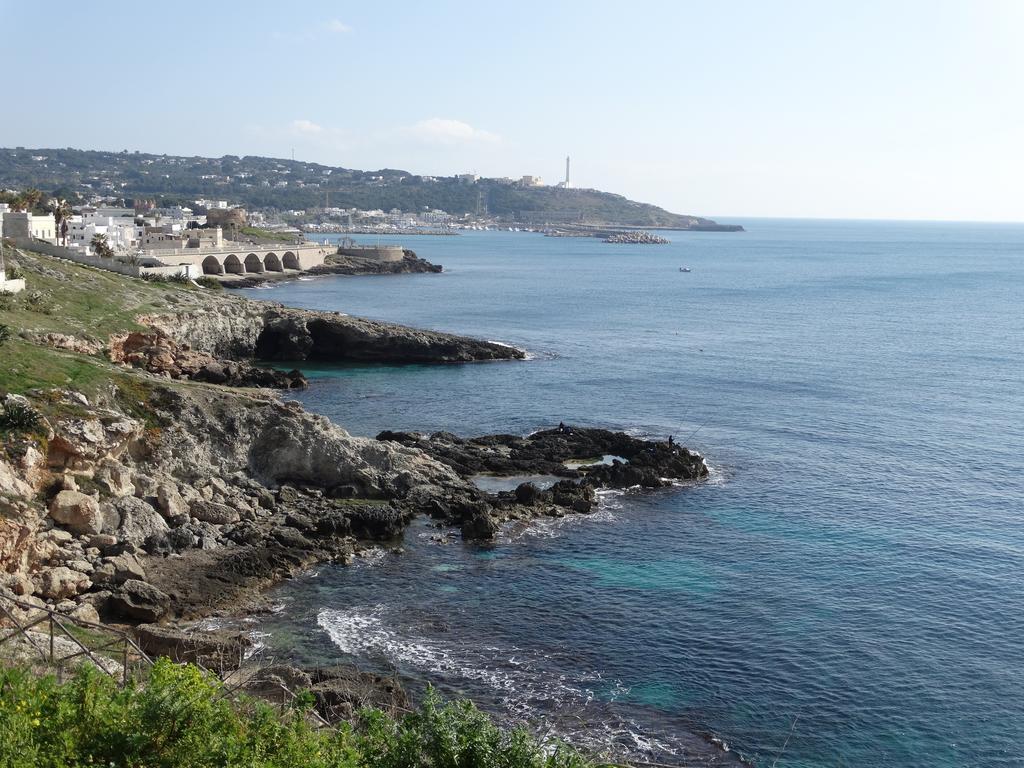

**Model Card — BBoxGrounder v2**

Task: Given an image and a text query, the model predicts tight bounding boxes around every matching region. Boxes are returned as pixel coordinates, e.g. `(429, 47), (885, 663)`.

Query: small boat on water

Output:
(679, 266), (692, 272)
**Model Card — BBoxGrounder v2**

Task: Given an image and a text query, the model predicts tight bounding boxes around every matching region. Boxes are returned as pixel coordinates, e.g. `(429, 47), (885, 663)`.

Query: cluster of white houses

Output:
(0, 203), (328, 279)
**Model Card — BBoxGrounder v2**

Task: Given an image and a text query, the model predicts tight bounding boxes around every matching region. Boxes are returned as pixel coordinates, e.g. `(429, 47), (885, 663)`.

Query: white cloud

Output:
(326, 19), (352, 33)
(290, 119), (324, 135)
(405, 118), (500, 145)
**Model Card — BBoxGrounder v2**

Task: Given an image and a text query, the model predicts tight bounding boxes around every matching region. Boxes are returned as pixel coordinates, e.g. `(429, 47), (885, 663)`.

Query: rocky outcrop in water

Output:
(253, 309), (523, 363)
(143, 301), (524, 364)
(377, 426), (708, 487)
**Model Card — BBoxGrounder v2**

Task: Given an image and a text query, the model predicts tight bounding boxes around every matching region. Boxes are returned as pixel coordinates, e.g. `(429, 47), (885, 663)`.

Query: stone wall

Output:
(336, 245), (405, 263)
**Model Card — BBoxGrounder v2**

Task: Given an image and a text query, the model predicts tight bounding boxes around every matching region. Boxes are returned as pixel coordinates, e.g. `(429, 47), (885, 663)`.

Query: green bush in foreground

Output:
(0, 660), (591, 768)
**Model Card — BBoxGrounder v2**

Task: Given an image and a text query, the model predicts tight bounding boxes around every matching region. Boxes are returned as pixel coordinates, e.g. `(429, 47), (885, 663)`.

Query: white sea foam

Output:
(352, 546), (387, 566)
(316, 604), (702, 762)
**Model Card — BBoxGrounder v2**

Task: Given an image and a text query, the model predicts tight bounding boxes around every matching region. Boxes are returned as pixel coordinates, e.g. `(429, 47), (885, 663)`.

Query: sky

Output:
(2, 0), (1022, 222)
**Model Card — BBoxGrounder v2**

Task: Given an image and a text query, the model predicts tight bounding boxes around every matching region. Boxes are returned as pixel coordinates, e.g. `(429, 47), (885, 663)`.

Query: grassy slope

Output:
(0, 249), (218, 419)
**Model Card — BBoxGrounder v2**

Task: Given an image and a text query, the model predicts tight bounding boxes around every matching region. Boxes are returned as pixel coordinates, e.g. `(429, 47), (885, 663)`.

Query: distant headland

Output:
(0, 146), (743, 233)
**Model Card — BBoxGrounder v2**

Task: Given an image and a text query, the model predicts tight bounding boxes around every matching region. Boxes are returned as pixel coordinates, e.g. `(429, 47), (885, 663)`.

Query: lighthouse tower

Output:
(564, 155), (571, 188)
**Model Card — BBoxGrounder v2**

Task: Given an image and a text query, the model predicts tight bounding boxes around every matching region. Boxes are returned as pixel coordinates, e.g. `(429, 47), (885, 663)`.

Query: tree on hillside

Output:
(90, 233), (113, 258)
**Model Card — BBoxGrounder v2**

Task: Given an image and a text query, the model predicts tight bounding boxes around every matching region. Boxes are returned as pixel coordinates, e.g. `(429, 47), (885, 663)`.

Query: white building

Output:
(2, 211), (57, 242)
(66, 209), (140, 254)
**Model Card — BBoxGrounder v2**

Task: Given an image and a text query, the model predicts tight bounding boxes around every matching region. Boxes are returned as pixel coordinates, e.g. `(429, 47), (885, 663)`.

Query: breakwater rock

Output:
(604, 231), (670, 244)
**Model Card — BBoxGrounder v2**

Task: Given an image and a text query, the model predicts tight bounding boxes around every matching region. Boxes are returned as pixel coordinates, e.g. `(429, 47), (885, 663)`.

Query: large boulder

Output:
(48, 414), (142, 470)
(309, 665), (410, 721)
(94, 461), (135, 497)
(514, 481), (540, 505)
(33, 566), (91, 600)
(115, 497), (170, 547)
(92, 553), (147, 586)
(155, 483), (189, 522)
(190, 500), (240, 525)
(460, 509), (499, 541)
(0, 500), (47, 576)
(134, 624), (251, 669)
(109, 579), (169, 623)
(49, 490), (105, 535)
(0, 459), (34, 497)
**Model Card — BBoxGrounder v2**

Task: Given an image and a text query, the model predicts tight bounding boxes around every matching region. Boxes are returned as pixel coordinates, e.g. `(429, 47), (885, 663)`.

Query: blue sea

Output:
(242, 220), (1024, 767)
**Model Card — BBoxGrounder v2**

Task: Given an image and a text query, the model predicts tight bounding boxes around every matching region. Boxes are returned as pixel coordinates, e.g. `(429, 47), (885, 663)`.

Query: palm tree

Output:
(22, 189), (42, 213)
(90, 233), (113, 258)
(9, 194), (28, 213)
(49, 197), (72, 246)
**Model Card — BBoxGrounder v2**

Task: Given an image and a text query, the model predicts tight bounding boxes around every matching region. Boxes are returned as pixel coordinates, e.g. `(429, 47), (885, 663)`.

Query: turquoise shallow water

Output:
(244, 221), (1024, 767)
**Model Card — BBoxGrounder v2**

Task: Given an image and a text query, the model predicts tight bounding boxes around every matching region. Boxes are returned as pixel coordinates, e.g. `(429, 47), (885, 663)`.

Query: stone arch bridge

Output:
(146, 244), (330, 277)
(201, 249), (302, 275)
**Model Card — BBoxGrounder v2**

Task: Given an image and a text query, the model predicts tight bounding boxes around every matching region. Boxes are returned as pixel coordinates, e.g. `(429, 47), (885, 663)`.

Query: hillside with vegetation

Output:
(0, 147), (735, 229)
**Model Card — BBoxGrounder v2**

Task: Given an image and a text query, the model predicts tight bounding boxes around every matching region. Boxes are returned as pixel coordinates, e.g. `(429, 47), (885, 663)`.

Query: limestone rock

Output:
(0, 459), (34, 497)
(93, 553), (146, 586)
(69, 602), (100, 624)
(134, 624), (251, 668)
(0, 502), (46, 576)
(190, 500), (240, 525)
(109, 579), (169, 623)
(156, 483), (189, 522)
(34, 566), (91, 600)
(48, 413), (142, 470)
(49, 490), (104, 535)
(95, 461), (135, 497)
(115, 497), (170, 548)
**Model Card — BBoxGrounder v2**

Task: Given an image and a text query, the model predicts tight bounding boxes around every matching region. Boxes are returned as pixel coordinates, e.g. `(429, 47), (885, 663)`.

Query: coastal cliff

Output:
(0, 245), (707, 733)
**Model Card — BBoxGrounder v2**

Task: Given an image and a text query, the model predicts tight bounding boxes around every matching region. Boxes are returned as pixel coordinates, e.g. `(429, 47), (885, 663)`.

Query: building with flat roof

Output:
(2, 212), (57, 243)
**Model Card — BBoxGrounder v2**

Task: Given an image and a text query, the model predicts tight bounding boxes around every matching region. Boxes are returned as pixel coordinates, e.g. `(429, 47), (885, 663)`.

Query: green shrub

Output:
(0, 292), (13, 311)
(0, 400), (42, 432)
(196, 276), (224, 290)
(23, 290), (54, 315)
(0, 661), (592, 768)
(0, 324), (10, 347)
(6, 263), (24, 280)
(141, 272), (189, 284)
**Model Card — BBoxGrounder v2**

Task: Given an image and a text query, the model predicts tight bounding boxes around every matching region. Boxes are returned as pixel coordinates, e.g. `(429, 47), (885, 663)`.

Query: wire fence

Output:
(0, 593), (331, 729)
(0, 593), (697, 766)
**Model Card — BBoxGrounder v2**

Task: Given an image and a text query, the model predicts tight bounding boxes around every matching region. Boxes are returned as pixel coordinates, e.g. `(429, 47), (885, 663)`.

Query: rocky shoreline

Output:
(0, 245), (708, 730)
